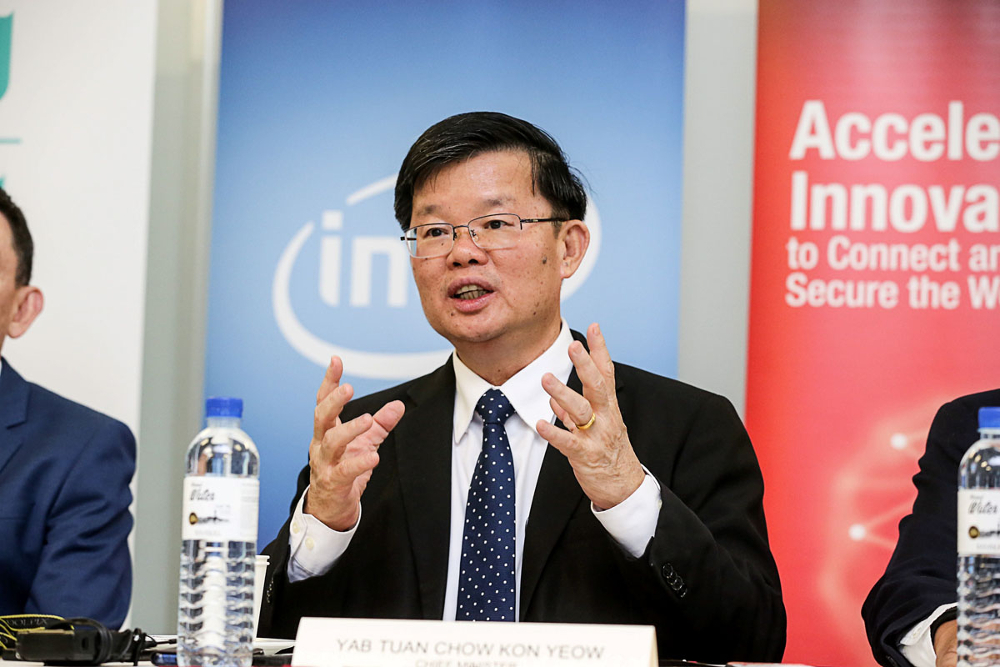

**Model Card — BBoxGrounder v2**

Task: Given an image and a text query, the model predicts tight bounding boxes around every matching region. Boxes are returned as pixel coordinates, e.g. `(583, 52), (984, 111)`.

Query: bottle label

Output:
(181, 477), (259, 542)
(958, 489), (1000, 555)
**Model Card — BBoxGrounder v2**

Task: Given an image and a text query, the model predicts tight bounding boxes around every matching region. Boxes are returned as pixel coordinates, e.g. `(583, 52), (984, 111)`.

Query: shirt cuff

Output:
(286, 485), (359, 582)
(590, 470), (662, 558)
(899, 603), (956, 667)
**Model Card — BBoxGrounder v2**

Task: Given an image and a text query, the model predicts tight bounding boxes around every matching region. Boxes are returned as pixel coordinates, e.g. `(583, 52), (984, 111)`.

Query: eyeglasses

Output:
(400, 213), (567, 258)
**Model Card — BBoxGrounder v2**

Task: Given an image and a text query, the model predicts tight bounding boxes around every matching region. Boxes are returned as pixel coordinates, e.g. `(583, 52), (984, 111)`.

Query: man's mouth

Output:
(452, 284), (492, 300)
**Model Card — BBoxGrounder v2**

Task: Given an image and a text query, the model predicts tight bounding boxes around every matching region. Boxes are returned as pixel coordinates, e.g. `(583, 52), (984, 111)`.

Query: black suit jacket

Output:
(260, 338), (785, 662)
(863, 389), (1000, 667)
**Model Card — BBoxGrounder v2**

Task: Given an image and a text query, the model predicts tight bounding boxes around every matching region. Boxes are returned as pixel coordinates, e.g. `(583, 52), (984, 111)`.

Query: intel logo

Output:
(273, 175), (601, 380)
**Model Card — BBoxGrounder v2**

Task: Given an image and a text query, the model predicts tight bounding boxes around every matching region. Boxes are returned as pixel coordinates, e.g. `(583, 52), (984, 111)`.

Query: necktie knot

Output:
(476, 388), (514, 425)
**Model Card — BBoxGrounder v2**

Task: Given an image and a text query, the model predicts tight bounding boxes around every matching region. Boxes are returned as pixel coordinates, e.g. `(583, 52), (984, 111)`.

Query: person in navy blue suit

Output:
(0, 187), (135, 628)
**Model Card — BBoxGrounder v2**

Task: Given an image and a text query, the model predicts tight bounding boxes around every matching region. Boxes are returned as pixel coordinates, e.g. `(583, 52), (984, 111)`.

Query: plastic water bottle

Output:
(178, 397), (260, 667)
(958, 407), (1000, 667)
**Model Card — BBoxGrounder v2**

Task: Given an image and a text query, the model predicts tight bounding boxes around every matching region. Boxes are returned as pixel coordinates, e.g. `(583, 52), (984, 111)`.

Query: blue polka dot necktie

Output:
(457, 388), (517, 621)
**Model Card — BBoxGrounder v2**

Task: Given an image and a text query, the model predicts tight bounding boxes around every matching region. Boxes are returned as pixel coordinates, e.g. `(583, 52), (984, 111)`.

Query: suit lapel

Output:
(520, 363), (588, 618)
(519, 333), (628, 618)
(0, 359), (28, 478)
(394, 359), (456, 619)
(519, 385), (583, 616)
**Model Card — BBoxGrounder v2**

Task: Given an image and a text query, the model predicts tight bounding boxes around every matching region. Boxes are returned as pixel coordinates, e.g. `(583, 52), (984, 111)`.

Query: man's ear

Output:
(558, 219), (590, 280)
(7, 286), (43, 339)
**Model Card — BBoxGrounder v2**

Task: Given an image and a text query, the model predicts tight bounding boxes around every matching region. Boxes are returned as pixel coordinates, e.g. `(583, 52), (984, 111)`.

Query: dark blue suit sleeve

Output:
(863, 396), (981, 667)
(25, 418), (135, 628)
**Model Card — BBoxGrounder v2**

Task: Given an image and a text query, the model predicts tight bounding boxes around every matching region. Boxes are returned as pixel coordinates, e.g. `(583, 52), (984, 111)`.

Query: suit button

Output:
(677, 586), (688, 599)
(670, 579), (683, 591)
(661, 563), (675, 580)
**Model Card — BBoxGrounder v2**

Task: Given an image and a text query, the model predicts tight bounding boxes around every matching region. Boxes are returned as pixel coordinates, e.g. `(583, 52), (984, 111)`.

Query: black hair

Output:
(394, 111), (587, 230)
(0, 187), (33, 286)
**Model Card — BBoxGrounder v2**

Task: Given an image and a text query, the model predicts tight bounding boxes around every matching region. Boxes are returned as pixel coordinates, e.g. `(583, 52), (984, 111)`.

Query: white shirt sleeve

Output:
(590, 471), (662, 558)
(899, 603), (956, 667)
(286, 486), (360, 582)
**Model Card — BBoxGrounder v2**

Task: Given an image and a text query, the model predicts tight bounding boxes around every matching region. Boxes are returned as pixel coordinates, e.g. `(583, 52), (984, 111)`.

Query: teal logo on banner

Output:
(0, 12), (13, 185)
(207, 0), (686, 541)
(0, 14), (11, 101)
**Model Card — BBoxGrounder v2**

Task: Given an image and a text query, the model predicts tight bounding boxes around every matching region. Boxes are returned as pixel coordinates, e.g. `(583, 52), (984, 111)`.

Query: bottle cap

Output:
(979, 407), (1000, 429)
(206, 396), (243, 418)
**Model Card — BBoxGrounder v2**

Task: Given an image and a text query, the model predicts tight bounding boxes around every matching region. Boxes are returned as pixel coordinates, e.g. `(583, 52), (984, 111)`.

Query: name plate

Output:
(292, 617), (657, 667)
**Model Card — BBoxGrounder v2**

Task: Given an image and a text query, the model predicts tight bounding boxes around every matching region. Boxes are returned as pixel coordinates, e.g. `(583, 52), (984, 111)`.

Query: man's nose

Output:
(448, 225), (487, 263)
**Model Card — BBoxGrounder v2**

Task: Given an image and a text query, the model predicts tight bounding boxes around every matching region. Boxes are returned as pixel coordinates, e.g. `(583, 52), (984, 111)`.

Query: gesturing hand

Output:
(305, 356), (405, 530)
(934, 620), (957, 667)
(536, 323), (645, 510)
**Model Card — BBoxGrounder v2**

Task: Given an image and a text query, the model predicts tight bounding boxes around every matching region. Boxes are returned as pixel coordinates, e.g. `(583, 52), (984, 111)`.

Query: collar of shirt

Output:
(451, 321), (575, 440)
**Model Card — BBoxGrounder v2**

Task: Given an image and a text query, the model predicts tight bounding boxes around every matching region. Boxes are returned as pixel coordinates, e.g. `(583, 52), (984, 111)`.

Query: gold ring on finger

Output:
(576, 412), (597, 431)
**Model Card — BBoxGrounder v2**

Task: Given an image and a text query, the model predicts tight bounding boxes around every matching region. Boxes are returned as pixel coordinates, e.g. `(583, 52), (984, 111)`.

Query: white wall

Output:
(678, 0), (757, 416)
(0, 0), (157, 432)
(132, 0), (220, 632)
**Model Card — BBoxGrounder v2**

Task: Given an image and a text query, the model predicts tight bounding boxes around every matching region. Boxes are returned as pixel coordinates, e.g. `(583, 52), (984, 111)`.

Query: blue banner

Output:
(207, 0), (686, 542)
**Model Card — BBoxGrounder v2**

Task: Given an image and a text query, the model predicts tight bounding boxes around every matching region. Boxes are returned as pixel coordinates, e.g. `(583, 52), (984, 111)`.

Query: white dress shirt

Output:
(287, 322), (661, 619)
(899, 603), (956, 667)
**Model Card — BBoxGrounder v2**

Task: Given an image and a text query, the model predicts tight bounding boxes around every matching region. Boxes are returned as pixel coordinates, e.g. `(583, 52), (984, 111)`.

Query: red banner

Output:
(748, 2), (1000, 665)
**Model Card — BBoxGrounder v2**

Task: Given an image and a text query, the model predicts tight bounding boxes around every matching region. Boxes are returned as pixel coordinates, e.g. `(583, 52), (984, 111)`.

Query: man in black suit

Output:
(260, 112), (785, 662)
(864, 389), (1000, 667)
